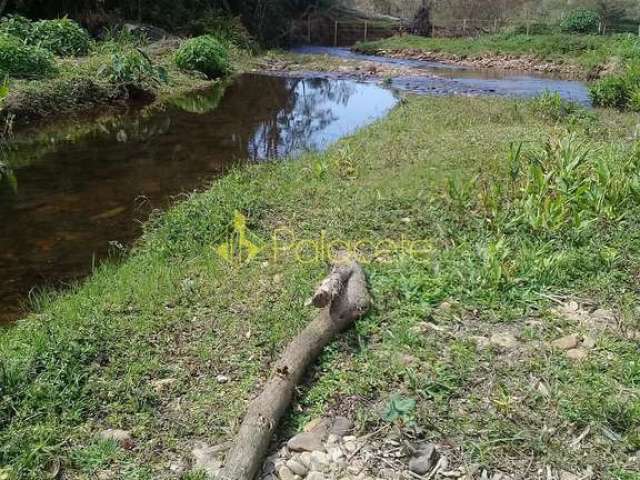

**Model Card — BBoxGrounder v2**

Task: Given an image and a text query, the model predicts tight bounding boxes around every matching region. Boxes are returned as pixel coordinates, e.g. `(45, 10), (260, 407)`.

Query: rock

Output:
(552, 334), (579, 350)
(216, 374), (229, 384)
(277, 465), (297, 480)
(151, 378), (176, 392)
(342, 436), (358, 453)
(288, 431), (325, 452)
(330, 417), (354, 436)
(327, 446), (344, 462)
(192, 442), (223, 477)
(309, 451), (331, 472)
(298, 452), (313, 468)
(287, 459), (308, 476)
(325, 434), (339, 446)
(99, 429), (134, 449)
(566, 348), (588, 361)
(96, 471), (115, 480)
(305, 417), (331, 434)
(582, 335), (597, 349)
(307, 473), (325, 480)
(408, 443), (438, 475)
(490, 332), (519, 349)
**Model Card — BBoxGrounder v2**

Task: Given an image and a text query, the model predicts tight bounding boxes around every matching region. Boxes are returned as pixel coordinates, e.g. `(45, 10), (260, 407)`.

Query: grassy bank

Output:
(2, 95), (640, 479)
(356, 33), (640, 77)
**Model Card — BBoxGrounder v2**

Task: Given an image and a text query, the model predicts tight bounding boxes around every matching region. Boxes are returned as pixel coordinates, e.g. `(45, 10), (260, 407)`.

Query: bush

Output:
(0, 15), (33, 40)
(589, 64), (640, 111)
(30, 18), (91, 56)
(560, 9), (600, 34)
(175, 35), (230, 79)
(189, 11), (256, 51)
(0, 34), (56, 79)
(99, 47), (167, 89)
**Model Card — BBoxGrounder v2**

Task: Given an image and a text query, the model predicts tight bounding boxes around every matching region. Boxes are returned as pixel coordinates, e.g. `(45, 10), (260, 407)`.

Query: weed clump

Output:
(560, 9), (600, 34)
(98, 47), (167, 91)
(175, 35), (230, 79)
(30, 18), (91, 56)
(589, 64), (640, 111)
(0, 15), (33, 40)
(0, 34), (56, 79)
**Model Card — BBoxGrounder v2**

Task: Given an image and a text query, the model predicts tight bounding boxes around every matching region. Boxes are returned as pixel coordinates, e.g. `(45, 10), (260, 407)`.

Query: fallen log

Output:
(219, 257), (371, 480)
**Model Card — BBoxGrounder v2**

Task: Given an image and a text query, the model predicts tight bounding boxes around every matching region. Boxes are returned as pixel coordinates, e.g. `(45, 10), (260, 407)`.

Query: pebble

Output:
(327, 446), (344, 462)
(408, 443), (438, 475)
(566, 348), (588, 361)
(286, 459), (308, 476)
(288, 432), (325, 452)
(582, 335), (597, 349)
(277, 465), (297, 480)
(552, 334), (579, 350)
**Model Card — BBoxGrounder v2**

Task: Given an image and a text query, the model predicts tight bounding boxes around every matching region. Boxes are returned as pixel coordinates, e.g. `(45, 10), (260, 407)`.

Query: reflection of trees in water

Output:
(248, 77), (356, 160)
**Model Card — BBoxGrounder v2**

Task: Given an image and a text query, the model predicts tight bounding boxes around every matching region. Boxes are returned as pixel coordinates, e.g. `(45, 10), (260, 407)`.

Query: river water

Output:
(0, 53), (589, 324)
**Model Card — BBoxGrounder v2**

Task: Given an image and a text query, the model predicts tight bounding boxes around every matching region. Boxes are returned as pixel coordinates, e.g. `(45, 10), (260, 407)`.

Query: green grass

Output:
(356, 33), (640, 75)
(1, 95), (640, 479)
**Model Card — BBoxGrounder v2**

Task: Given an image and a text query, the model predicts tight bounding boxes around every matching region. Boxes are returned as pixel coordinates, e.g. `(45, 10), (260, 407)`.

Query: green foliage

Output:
(99, 48), (167, 88)
(530, 91), (595, 125)
(30, 18), (90, 56)
(590, 63), (640, 111)
(0, 15), (33, 40)
(382, 395), (416, 423)
(0, 34), (56, 79)
(189, 10), (256, 51)
(561, 9), (601, 34)
(175, 35), (230, 79)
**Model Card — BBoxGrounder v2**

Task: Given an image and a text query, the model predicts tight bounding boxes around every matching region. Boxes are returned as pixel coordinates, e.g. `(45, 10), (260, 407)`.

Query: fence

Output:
(290, 14), (640, 47)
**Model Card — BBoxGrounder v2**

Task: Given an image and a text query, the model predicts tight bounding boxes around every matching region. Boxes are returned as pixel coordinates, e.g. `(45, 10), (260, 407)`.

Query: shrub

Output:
(0, 15), (33, 40)
(189, 11), (256, 51)
(589, 64), (640, 111)
(99, 48), (167, 89)
(530, 91), (595, 124)
(30, 18), (91, 56)
(560, 9), (600, 34)
(175, 35), (230, 79)
(0, 34), (56, 79)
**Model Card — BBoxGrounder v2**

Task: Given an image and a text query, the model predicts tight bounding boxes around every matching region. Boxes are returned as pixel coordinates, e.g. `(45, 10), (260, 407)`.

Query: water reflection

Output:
(0, 74), (397, 323)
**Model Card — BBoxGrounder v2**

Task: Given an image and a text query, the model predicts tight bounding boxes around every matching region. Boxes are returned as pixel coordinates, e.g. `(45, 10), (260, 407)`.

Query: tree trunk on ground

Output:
(219, 258), (371, 480)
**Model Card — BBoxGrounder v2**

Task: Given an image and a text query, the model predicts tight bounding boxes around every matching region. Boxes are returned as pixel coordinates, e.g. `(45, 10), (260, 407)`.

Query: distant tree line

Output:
(0, 0), (336, 44)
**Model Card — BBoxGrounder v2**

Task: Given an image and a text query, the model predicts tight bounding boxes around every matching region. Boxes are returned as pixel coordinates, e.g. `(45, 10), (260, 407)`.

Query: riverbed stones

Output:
(288, 431), (325, 452)
(286, 458), (308, 476)
(277, 465), (297, 480)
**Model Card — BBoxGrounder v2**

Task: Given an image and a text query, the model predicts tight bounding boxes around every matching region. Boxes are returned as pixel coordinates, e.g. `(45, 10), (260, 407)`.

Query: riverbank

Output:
(1, 36), (251, 127)
(355, 33), (640, 79)
(2, 93), (639, 479)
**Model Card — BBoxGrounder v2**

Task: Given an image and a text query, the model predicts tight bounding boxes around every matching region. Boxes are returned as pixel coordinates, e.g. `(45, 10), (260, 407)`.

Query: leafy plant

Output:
(560, 9), (600, 34)
(30, 18), (91, 56)
(382, 395), (416, 423)
(0, 15), (33, 40)
(99, 48), (167, 89)
(189, 10), (256, 51)
(175, 35), (230, 79)
(589, 63), (640, 111)
(0, 34), (56, 79)
(530, 91), (595, 125)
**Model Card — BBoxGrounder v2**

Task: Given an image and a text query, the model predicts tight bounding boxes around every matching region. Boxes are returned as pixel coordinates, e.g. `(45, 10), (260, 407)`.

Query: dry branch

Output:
(219, 258), (371, 480)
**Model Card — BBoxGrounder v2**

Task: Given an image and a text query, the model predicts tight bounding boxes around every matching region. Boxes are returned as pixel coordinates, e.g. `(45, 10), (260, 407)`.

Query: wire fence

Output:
(291, 14), (640, 47)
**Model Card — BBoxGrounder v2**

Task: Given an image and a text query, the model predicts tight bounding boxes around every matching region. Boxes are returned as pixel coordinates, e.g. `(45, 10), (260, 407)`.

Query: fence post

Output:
(638, 24), (640, 37)
(334, 20), (338, 47)
(463, 18), (467, 35)
(494, 18), (498, 33)
(364, 20), (368, 42)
